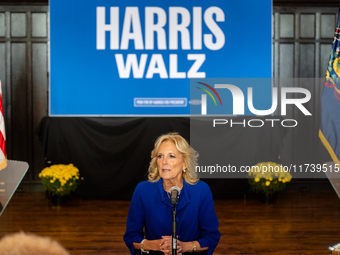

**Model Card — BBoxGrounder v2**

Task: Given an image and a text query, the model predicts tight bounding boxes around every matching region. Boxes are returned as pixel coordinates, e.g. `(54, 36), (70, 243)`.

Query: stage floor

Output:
(0, 190), (339, 254)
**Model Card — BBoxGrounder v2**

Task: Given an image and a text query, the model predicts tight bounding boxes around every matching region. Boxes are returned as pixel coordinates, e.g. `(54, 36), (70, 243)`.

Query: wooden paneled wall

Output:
(0, 6), (48, 187)
(273, 7), (337, 168)
(273, 7), (337, 78)
(0, 5), (337, 188)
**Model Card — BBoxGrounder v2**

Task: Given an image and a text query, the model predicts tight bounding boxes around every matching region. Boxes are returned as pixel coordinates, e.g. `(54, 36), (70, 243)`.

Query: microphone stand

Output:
(172, 204), (177, 255)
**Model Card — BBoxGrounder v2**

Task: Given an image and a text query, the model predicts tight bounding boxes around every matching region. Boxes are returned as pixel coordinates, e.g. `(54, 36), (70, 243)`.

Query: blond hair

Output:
(0, 232), (70, 255)
(148, 132), (199, 185)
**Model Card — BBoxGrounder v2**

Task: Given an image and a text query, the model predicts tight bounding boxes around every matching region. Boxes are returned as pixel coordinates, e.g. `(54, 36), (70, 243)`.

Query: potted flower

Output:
(39, 164), (82, 206)
(248, 162), (292, 203)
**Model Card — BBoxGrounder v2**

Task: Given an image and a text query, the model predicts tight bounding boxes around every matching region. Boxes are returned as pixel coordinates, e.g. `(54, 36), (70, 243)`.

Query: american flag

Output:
(0, 80), (6, 160)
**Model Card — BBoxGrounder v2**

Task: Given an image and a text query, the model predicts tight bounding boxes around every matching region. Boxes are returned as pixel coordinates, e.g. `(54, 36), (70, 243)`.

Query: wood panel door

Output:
(0, 6), (48, 187)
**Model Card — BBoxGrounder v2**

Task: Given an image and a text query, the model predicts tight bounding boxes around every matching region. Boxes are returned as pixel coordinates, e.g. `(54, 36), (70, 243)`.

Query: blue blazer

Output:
(124, 178), (220, 255)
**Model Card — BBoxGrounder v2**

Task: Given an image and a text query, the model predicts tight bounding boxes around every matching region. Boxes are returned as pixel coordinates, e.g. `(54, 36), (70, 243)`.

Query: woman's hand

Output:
(136, 239), (163, 252)
(160, 236), (182, 255)
(176, 240), (193, 254)
(177, 240), (209, 253)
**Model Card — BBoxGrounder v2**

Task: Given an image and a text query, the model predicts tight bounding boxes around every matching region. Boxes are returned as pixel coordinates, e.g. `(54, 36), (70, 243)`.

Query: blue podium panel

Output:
(50, 0), (272, 116)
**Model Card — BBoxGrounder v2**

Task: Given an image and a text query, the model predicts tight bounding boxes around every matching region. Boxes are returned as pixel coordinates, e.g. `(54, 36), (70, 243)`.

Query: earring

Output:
(183, 169), (186, 172)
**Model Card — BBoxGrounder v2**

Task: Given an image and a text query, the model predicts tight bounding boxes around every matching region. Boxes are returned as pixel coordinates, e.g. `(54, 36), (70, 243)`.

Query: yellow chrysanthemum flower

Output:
(249, 162), (292, 194)
(39, 164), (81, 196)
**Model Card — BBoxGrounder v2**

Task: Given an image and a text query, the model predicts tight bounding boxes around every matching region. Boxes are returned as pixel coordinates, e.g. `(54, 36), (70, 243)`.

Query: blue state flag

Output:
(319, 6), (340, 164)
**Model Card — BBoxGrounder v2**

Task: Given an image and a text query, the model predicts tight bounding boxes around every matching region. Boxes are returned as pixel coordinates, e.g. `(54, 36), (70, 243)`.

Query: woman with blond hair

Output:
(124, 132), (220, 255)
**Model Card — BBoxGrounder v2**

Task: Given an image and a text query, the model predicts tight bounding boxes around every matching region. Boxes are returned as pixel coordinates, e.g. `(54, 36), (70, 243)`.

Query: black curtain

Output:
(36, 117), (285, 200)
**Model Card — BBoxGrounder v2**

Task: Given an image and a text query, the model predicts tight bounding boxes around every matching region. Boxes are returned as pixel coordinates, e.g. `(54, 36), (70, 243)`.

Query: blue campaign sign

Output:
(49, 0), (272, 116)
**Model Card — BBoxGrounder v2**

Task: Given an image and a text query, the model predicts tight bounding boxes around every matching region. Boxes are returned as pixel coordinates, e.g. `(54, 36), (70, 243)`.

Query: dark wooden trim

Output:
(0, 0), (339, 7)
(274, 0), (339, 7)
(0, 0), (47, 5)
(0, 1), (47, 5)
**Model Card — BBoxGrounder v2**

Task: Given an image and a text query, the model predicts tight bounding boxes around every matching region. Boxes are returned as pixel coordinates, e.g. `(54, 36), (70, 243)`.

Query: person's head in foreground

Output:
(0, 232), (70, 255)
(124, 132), (220, 255)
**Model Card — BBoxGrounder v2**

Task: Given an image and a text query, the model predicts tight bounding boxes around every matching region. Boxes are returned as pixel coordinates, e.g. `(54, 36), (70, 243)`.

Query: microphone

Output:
(169, 186), (180, 205)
